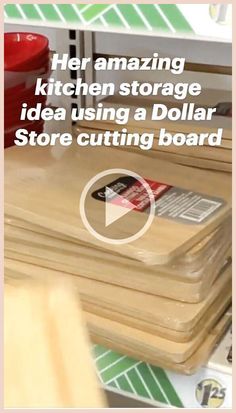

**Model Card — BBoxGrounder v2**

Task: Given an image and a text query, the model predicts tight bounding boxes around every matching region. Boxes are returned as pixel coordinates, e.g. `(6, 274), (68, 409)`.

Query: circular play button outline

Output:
(79, 168), (155, 245)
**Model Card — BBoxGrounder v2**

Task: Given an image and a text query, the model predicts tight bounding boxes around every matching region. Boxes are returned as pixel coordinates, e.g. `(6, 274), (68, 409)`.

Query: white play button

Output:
(80, 168), (155, 245)
(105, 187), (137, 227)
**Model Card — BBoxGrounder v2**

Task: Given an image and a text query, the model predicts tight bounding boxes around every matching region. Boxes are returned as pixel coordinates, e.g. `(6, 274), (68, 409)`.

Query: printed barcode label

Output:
(153, 187), (225, 224)
(92, 176), (225, 225)
(180, 199), (222, 222)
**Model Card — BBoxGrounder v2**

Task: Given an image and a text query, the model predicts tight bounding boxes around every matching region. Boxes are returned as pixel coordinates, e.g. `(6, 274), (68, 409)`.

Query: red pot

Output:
(5, 78), (49, 104)
(5, 32), (49, 72)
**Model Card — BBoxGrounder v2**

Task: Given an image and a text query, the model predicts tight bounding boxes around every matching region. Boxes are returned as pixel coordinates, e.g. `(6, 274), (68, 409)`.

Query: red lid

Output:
(4, 32), (49, 71)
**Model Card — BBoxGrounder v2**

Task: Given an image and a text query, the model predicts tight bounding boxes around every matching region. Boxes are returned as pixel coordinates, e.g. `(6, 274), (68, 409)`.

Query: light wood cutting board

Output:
(4, 259), (231, 365)
(89, 308), (231, 375)
(4, 246), (231, 305)
(99, 96), (232, 140)
(114, 145), (231, 173)
(5, 214), (231, 274)
(5, 223), (231, 303)
(5, 143), (232, 265)
(82, 282), (231, 342)
(4, 253), (231, 345)
(76, 123), (232, 153)
(4, 258), (232, 333)
(85, 301), (231, 364)
(76, 125), (232, 172)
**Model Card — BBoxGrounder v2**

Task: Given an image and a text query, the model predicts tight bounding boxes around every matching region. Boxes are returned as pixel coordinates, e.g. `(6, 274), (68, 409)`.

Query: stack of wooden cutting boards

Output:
(4, 142), (232, 375)
(77, 92), (232, 173)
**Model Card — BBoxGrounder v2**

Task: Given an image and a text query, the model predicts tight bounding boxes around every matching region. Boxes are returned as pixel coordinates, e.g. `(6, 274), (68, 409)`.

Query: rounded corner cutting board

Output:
(4, 272), (106, 408)
(4, 259), (232, 369)
(4, 258), (232, 334)
(76, 121), (232, 150)
(98, 96), (232, 140)
(86, 304), (232, 364)
(82, 281), (231, 343)
(4, 246), (231, 307)
(5, 142), (231, 265)
(76, 123), (232, 162)
(117, 146), (232, 173)
(4, 223), (231, 303)
(89, 307), (232, 375)
(4, 213), (231, 274)
(66, 264), (232, 334)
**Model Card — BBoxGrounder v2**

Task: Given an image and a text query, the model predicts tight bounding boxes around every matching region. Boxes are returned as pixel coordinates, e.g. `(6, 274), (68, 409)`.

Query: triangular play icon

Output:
(105, 187), (137, 227)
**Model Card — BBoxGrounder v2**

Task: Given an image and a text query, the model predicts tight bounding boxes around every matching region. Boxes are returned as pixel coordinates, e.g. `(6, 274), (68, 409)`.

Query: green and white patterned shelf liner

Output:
(4, 4), (232, 41)
(92, 341), (232, 408)
(4, 4), (194, 35)
(93, 344), (183, 407)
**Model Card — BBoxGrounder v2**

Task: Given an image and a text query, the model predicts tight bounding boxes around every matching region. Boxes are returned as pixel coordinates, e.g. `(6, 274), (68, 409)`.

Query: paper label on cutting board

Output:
(92, 176), (225, 225)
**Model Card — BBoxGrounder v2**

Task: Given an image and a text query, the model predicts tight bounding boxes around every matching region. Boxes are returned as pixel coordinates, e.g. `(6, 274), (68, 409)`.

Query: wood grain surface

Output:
(5, 143), (232, 265)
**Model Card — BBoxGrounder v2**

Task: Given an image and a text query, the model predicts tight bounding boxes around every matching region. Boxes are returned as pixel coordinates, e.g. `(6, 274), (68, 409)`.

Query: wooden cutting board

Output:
(82, 282), (231, 342)
(5, 216), (231, 278)
(5, 224), (231, 303)
(5, 214), (231, 274)
(5, 143), (231, 265)
(4, 246), (231, 305)
(4, 258), (232, 333)
(4, 260), (231, 366)
(85, 302), (231, 364)
(76, 125), (232, 173)
(4, 275), (106, 408)
(62, 267), (232, 334)
(76, 123), (232, 153)
(99, 96), (232, 140)
(89, 308), (232, 375)
(4, 253), (231, 345)
(145, 143), (231, 163)
(114, 146), (232, 173)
